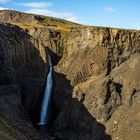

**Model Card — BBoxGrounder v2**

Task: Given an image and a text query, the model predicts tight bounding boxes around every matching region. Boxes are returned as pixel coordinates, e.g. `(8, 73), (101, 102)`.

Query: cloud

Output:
(66, 17), (77, 22)
(137, 26), (140, 29)
(104, 6), (114, 12)
(25, 8), (77, 22)
(25, 9), (72, 17)
(0, 0), (9, 3)
(133, 23), (140, 29)
(17, 2), (52, 8)
(18, 1), (78, 23)
(0, 6), (9, 10)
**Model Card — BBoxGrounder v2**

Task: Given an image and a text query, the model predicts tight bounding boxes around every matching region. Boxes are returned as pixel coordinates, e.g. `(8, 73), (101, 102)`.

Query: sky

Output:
(0, 0), (140, 30)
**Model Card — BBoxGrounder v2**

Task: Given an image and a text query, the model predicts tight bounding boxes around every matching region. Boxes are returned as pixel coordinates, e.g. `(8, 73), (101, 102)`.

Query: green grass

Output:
(0, 129), (16, 140)
(60, 44), (68, 57)
(43, 17), (78, 30)
(12, 23), (44, 29)
(0, 115), (16, 140)
(0, 114), (26, 140)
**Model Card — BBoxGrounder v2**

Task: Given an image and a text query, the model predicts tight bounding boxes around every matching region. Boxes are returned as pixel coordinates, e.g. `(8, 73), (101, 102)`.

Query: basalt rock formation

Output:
(0, 10), (140, 140)
(0, 23), (48, 139)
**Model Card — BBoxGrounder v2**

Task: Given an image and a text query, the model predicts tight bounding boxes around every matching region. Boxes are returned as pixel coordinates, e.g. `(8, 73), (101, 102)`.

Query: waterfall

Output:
(38, 55), (53, 125)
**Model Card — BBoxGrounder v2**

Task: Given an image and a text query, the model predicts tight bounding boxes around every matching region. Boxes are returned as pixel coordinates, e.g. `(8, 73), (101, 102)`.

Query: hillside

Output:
(0, 10), (79, 31)
(0, 10), (140, 140)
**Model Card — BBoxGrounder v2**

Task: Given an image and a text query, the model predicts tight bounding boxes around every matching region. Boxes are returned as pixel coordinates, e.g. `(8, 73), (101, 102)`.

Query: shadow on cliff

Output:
(0, 24), (52, 139)
(51, 71), (112, 140)
(0, 24), (112, 139)
(47, 47), (62, 66)
(35, 47), (112, 139)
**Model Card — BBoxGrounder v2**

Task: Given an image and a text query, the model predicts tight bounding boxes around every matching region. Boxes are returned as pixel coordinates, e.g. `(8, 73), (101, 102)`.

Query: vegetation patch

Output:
(0, 114), (26, 140)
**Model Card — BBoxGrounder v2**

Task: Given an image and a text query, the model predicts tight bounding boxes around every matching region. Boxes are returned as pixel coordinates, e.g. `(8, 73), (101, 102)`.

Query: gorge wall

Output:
(53, 27), (140, 140)
(0, 23), (48, 139)
(0, 10), (140, 140)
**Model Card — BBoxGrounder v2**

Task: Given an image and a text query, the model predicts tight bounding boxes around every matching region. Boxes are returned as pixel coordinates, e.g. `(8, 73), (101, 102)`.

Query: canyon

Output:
(0, 10), (140, 140)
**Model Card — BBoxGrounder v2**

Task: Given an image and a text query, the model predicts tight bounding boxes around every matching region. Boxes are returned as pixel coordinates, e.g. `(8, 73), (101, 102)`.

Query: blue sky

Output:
(0, 0), (140, 30)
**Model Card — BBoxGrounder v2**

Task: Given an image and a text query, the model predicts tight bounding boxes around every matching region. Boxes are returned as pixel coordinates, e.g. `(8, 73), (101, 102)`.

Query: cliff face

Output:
(0, 10), (140, 140)
(57, 27), (140, 85)
(0, 23), (48, 139)
(53, 27), (140, 140)
(28, 28), (62, 56)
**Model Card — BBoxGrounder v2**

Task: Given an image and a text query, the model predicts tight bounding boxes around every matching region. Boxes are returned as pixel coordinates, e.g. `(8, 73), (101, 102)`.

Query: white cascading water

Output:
(38, 55), (53, 125)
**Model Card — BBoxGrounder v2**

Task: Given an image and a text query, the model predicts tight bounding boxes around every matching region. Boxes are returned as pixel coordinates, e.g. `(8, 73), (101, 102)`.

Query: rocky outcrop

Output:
(28, 28), (62, 56)
(0, 10), (43, 24)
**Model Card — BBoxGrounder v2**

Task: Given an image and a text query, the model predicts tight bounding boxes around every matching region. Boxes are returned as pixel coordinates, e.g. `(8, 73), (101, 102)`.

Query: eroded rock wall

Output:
(52, 26), (140, 140)
(28, 28), (62, 56)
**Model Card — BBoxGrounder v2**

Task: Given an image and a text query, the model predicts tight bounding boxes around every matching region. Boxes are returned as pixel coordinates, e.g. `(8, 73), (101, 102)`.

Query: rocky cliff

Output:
(0, 10), (140, 140)
(0, 10), (78, 56)
(0, 23), (48, 139)
(53, 26), (140, 140)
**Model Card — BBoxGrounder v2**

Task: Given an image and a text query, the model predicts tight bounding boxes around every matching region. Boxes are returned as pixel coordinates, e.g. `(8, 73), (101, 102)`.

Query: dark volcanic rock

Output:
(0, 23), (48, 139)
